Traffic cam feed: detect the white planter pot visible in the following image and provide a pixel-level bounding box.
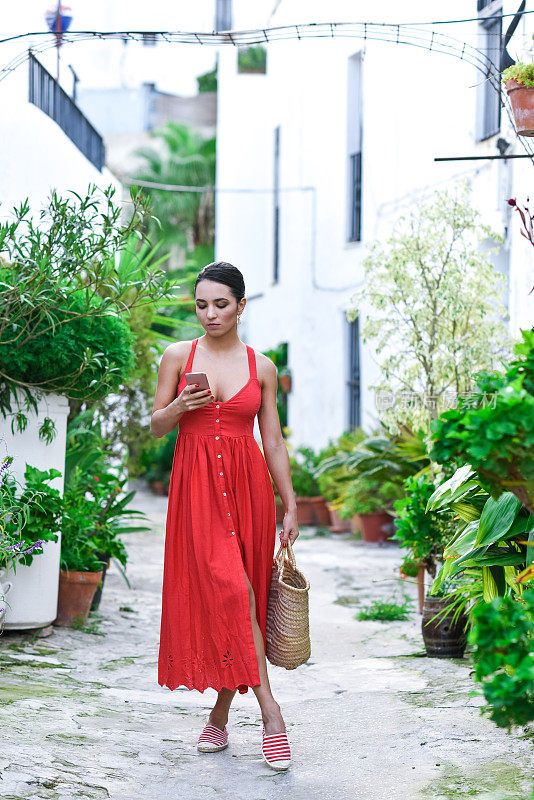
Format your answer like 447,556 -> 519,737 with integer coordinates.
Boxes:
0,568 -> 13,631
0,391 -> 69,629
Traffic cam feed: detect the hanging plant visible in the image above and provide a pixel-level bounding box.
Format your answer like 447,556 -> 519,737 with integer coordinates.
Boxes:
502,60 -> 534,137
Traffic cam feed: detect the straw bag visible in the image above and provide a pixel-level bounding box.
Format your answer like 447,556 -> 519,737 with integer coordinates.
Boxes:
266,539 -> 311,669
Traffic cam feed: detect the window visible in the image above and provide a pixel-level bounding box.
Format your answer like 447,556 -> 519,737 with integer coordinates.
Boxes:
273,126 -> 280,283
142,33 -> 157,47
477,8 -> 502,140
346,53 -> 363,242
477,0 -> 494,10
215,0 -> 232,32
349,152 -> 362,242
346,317 -> 361,429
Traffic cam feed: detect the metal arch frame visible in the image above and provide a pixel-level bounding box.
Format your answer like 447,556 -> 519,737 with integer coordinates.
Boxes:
1,20 -> 531,161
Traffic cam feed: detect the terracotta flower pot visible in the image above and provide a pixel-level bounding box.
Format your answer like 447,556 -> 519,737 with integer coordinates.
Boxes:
55,568 -> 103,627
275,499 -> 285,524
295,496 -> 315,526
421,595 -> 468,658
151,480 -> 168,496
505,78 -> 534,136
359,511 -> 395,543
326,503 -> 352,533
278,374 -> 292,393
309,495 -> 331,526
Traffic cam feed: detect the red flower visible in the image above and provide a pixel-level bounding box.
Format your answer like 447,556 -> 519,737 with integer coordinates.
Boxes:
508,198 -> 516,207
93,476 -> 100,482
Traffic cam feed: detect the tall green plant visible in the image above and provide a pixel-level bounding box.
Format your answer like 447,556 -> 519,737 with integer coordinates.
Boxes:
132,122 -> 216,252
347,178 -> 513,430
0,185 -> 172,438
430,329 -> 534,514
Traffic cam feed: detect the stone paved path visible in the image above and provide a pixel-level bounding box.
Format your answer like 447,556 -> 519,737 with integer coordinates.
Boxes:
0,489 -> 533,800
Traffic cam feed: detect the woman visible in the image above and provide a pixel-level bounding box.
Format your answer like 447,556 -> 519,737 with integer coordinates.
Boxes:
151,261 -> 299,771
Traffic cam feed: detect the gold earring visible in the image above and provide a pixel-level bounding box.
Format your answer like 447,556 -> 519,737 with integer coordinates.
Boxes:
237,315 -> 242,324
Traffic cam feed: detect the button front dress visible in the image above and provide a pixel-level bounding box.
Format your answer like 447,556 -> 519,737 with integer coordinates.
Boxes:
158,338 -> 277,694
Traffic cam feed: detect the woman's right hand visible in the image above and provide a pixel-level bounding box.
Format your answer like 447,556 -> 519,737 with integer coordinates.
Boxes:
175,384 -> 214,414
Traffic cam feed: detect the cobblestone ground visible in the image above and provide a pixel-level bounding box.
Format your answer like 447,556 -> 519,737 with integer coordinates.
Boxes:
0,489 -> 533,800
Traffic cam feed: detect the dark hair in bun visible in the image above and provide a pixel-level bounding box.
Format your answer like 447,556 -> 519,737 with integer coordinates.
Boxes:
194,261 -> 245,303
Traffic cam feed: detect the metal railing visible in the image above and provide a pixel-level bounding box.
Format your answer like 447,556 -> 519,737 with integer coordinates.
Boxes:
28,53 -> 104,171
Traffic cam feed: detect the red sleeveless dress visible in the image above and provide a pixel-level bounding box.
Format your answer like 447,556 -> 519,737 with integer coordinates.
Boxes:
158,338 -> 277,694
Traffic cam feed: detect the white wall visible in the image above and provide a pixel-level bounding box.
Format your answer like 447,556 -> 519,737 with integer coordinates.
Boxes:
216,0 -> 534,450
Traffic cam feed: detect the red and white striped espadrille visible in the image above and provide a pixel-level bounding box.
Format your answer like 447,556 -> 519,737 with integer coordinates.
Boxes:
197,723 -> 229,752
261,725 -> 291,770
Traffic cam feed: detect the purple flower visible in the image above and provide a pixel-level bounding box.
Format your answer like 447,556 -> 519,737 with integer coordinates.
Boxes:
0,456 -> 13,477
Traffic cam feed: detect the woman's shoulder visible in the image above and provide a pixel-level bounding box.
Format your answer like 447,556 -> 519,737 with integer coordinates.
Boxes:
160,339 -> 195,368
252,350 -> 277,380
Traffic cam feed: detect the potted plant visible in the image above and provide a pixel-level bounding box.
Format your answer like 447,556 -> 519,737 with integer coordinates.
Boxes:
314,428 -> 367,532
0,185 -> 171,629
1,462 -> 63,629
287,446 -> 322,526
392,473 -> 453,612
338,475 -> 403,543
0,457 -> 54,631
502,60 -> 534,137
422,578 -> 469,658
56,526 -> 104,627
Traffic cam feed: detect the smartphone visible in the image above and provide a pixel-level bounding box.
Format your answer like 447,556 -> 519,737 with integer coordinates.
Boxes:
185,372 -> 211,392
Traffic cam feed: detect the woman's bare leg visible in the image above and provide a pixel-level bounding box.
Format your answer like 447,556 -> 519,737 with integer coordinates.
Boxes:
207,687 -> 236,731
244,572 -> 286,735
207,572 -> 285,735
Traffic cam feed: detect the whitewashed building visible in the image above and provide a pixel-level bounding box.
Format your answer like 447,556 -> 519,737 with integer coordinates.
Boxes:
215,0 -> 534,448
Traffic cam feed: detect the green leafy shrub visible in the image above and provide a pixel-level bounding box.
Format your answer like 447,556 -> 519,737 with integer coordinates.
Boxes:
430,329 -> 534,514
356,599 -> 411,621
0,184 -> 171,437
338,474 -> 403,517
237,45 -> 267,74
501,61 -> 534,88
197,65 -> 217,92
392,474 -> 453,578
1,292 -> 134,401
289,446 -> 320,498
313,428 -> 367,504
469,590 -> 534,730
1,463 -> 62,572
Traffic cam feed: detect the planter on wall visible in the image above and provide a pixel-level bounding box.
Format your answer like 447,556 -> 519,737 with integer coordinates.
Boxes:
359,511 -> 395,543
505,79 -> 534,136
1,391 -> 69,630
55,568 -> 103,627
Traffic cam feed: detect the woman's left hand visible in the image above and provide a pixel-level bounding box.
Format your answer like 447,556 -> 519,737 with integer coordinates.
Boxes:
280,508 -> 299,546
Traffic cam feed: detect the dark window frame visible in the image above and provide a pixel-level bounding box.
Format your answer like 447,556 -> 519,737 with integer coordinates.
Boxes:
477,8 -> 502,141
348,151 -> 362,242
347,316 -> 361,429
215,0 -> 232,32
273,126 -> 280,283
